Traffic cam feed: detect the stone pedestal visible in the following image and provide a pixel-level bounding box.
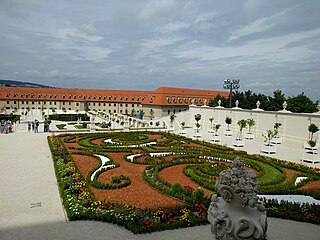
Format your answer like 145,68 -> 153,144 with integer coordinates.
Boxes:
208,157 -> 267,240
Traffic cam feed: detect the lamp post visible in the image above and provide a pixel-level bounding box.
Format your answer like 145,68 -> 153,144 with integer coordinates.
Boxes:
223,79 -> 240,108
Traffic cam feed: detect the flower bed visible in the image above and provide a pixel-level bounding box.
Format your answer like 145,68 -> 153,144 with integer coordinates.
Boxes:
48,132 -> 320,233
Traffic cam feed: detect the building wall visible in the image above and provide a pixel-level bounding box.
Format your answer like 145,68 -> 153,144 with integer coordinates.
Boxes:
174,106 -> 320,143
142,105 -> 189,119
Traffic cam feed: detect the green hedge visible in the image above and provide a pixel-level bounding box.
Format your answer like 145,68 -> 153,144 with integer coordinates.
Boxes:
49,114 -> 89,121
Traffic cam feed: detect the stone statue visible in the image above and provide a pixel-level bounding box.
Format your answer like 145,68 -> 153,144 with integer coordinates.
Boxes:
282,101 -> 287,110
218,99 -> 221,107
207,157 -> 267,240
204,99 -> 207,106
256,101 -> 260,109
235,100 -> 239,108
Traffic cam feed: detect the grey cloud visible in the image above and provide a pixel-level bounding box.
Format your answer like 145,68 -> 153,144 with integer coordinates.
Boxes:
0,0 -> 319,100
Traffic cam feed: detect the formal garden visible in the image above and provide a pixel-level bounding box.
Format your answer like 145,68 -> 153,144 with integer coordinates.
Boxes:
48,131 -> 320,234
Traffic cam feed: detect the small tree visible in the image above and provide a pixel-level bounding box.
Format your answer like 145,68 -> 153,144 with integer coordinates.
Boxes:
263,129 -> 276,146
236,119 -> 247,140
225,116 -> 232,131
181,122 -> 185,129
308,123 -> 319,141
170,114 -> 176,127
247,118 -> 255,134
209,117 -> 214,129
195,114 -> 201,132
274,122 -> 282,138
307,140 -> 317,151
214,124 -> 221,136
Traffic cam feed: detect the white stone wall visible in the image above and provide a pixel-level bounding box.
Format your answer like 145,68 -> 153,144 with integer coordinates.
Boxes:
174,105 -> 320,143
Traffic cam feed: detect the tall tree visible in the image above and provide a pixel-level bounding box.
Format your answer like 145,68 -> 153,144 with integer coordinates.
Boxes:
286,93 -> 318,113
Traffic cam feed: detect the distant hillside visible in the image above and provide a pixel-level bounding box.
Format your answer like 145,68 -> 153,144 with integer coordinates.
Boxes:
0,79 -> 52,88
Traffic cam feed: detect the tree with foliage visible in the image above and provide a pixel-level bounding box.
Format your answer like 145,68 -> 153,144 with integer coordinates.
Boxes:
225,116 -> 232,131
263,129 -> 276,146
209,117 -> 214,130
181,122 -> 185,130
246,118 -> 255,134
208,94 -> 228,107
287,93 -> 318,113
194,114 -> 201,132
274,122 -> 282,137
236,119 -> 247,140
170,114 -> 176,127
214,124 -> 221,136
308,123 -> 319,141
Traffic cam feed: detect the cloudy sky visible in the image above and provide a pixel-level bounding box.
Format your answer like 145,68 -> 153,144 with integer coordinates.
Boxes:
1,0 -> 320,100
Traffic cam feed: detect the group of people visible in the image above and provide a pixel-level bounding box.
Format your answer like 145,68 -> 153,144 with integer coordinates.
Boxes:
28,118 -> 51,133
0,119 -> 13,134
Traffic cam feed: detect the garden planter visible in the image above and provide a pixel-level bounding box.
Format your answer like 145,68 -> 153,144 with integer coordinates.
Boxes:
208,129 -> 214,133
271,136 -> 282,144
261,144 -> 276,154
302,151 -> 320,164
193,132 -> 202,138
211,135 -> 221,143
245,132 -> 254,139
179,129 -> 187,135
233,139 -> 244,147
224,129 -> 233,136
304,141 -> 319,151
167,127 -> 174,133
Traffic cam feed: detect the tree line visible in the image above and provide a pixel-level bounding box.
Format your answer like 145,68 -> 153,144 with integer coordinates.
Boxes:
208,90 -> 319,113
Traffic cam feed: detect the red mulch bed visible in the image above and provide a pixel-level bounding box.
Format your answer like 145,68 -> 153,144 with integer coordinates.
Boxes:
159,164 -> 213,197
145,134 -> 167,142
91,138 -> 104,145
72,154 -> 99,179
299,180 -> 320,192
283,169 -> 301,182
75,152 -> 185,209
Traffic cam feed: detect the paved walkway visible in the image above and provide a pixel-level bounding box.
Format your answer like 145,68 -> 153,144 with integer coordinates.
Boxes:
0,125 -> 319,240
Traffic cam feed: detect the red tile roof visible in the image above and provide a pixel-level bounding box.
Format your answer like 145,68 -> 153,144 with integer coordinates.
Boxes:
141,86 -> 229,106
0,86 -> 229,106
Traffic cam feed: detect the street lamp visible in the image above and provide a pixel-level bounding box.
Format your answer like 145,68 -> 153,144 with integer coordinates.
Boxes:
223,79 -> 240,108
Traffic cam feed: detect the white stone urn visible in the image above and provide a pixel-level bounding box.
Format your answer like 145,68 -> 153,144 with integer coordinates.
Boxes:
208,157 -> 267,240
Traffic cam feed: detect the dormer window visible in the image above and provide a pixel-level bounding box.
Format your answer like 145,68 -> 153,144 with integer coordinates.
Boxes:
132,96 -> 135,101
114,96 -> 117,100
199,98 -> 202,103
125,96 -> 128,101
13,93 -> 17,97
184,98 -> 187,103
120,96 -> 123,100
166,96 -> 171,103
178,97 -> 182,103
137,97 -> 140,101
49,95 -> 52,98
25,94 -> 29,98
83,96 -> 86,100
93,96 -> 96,100
63,95 -> 66,99
88,96 -> 91,100
20,94 -> 24,98
6,93 -> 10,97
69,95 -> 72,99
109,96 -> 112,100
30,94 -> 34,98
74,95 -> 77,99
98,96 -> 101,100
54,95 -> 56,99
142,97 -> 145,101
172,97 -> 177,103
150,96 -> 155,102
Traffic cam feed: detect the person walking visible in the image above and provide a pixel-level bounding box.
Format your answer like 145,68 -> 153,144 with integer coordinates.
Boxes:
0,120 -> 4,134
4,120 -> 9,134
34,119 -> 39,133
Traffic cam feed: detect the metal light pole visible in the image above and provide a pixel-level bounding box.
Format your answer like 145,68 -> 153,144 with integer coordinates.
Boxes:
223,79 -> 240,108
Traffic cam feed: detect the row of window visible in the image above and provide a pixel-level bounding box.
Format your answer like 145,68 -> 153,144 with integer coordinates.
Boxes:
166,96 -> 207,104
5,100 -> 136,107
4,93 -> 144,101
18,107 -> 135,114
